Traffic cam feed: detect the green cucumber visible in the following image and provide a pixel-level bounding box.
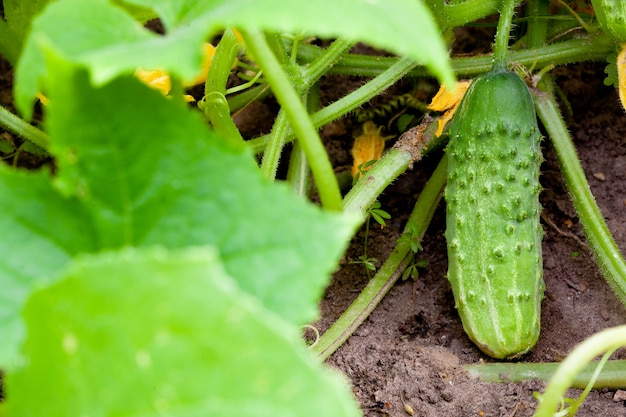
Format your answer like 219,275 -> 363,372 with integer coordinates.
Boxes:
591,0 -> 626,42
445,69 -> 544,359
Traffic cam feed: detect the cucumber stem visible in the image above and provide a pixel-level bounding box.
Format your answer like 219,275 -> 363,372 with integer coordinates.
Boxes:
260,110 -> 291,179
525,0 -> 549,49
464,359 -> 626,389
247,56 -> 418,155
202,28 -> 245,146
343,119 -> 441,214
238,29 -> 343,211
286,86 -> 320,197
343,148 -> 412,215
493,0 -> 521,70
295,33 -> 614,78
532,326 -> 626,417
313,155 -> 447,361
261,38 -> 355,181
0,104 -> 50,151
533,76 -> 626,307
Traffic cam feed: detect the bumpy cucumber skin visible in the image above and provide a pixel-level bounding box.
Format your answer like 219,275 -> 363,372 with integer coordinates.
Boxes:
591,0 -> 626,42
445,70 -> 544,359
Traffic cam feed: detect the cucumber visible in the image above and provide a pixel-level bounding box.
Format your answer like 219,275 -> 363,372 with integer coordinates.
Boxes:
445,69 -> 544,359
591,0 -> 626,42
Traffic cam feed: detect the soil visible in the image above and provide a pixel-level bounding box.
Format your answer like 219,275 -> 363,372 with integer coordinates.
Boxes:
2,22 -> 626,417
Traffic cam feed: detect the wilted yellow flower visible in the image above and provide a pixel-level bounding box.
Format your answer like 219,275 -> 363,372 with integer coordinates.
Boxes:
36,92 -> 49,106
186,42 -> 216,86
36,43 -> 217,106
135,68 -> 172,96
351,121 -> 390,179
618,44 -> 626,112
135,43 -> 217,102
427,80 -> 471,137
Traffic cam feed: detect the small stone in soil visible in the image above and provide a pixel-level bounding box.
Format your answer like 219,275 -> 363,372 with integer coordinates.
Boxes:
613,389 -> 626,402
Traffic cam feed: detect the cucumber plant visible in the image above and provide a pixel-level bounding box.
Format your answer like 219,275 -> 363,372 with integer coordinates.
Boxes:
1,0 -> 626,415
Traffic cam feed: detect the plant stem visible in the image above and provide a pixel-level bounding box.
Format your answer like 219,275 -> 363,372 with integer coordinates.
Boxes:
264,32 -> 294,73
227,84 -> 271,113
343,149 -> 413,214
261,38 -> 354,180
566,350 -> 614,416
343,119 -> 440,214
533,76 -> 626,307
313,155 -> 447,361
0,105 -> 49,150
301,38 -> 355,86
248,56 -> 418,155
202,93 -> 245,146
295,33 -> 614,78
464,359 -> 626,389
493,0 -> 520,70
202,28 -> 245,145
228,37 -> 352,118
525,0 -> 550,49
286,85 -> 319,197
239,29 -> 343,211
287,140 -> 309,197
425,0 -> 500,30
260,109 -> 290,179
533,326 -> 626,417
205,28 -> 240,97
250,33 -> 613,156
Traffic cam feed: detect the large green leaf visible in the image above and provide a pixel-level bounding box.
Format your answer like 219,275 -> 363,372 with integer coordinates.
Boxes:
0,0 -> 50,62
0,167 -> 95,365
3,247 -> 361,417
0,55 -> 357,367
15,0 -> 453,118
46,56 -> 357,323
0,0 -> 155,64
127,0 -> 451,77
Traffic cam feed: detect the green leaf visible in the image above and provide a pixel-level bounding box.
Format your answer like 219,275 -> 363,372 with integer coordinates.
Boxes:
20,141 -> 48,156
15,0 -> 453,118
0,166 -> 95,366
14,0 -> 179,119
0,0 -> 155,65
0,139 -> 15,153
45,55 -> 357,324
603,52 -> 618,87
3,247 -> 361,417
0,0 -> 51,62
2,0 -> 50,40
128,0 -> 453,83
0,55 -> 357,367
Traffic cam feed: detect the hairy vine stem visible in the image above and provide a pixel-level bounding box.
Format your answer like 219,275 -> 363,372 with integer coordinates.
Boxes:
533,76 -> 626,307
313,155 -> 447,361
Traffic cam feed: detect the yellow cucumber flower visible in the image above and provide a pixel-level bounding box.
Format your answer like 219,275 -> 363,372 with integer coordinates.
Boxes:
427,80 -> 471,137
39,43 -> 217,106
135,42 -> 216,102
351,121 -> 391,179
